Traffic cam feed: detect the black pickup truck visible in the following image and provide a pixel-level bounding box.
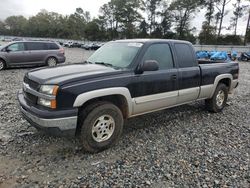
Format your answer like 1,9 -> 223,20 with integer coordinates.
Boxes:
18,39 -> 239,152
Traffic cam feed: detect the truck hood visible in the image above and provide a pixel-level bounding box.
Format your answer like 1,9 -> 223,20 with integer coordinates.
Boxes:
27,63 -> 121,85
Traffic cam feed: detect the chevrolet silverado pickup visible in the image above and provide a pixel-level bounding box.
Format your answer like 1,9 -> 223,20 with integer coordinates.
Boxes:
18,39 -> 239,152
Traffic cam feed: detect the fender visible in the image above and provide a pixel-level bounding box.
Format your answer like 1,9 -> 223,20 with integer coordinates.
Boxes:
73,87 -> 133,116
0,56 -> 7,66
209,74 -> 233,98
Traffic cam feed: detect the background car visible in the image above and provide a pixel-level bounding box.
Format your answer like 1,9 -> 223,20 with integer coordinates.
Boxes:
82,43 -> 101,50
63,41 -> 73,47
12,37 -> 24,41
238,52 -> 250,61
0,41 -> 66,70
71,42 -> 82,48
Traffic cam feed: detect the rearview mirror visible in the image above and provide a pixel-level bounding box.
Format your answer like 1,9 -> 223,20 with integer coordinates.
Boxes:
137,60 -> 159,73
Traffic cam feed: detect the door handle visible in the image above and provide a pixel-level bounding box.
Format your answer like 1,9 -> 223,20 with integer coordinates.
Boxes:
171,75 -> 177,80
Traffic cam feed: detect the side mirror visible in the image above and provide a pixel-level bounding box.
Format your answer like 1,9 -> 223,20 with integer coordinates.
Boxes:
137,60 -> 159,73
5,48 -> 11,52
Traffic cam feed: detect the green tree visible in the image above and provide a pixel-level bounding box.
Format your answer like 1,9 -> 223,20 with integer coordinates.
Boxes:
159,2 -> 173,38
138,20 -> 148,38
230,0 -> 248,36
151,26 -> 162,38
85,19 -> 102,41
169,0 -> 201,40
198,21 -> 217,44
215,0 -> 231,37
99,2 -> 119,39
112,0 -> 143,38
201,0 -> 216,27
144,0 -> 162,34
244,9 -> 250,45
217,35 -> 242,45
5,16 -> 27,36
0,21 -> 6,35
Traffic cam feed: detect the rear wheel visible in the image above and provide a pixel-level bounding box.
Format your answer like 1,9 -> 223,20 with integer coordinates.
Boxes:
47,57 -> 57,67
78,102 -> 124,153
0,59 -> 6,70
205,83 -> 228,113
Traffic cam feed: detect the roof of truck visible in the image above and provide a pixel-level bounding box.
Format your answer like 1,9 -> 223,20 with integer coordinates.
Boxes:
114,38 -> 192,44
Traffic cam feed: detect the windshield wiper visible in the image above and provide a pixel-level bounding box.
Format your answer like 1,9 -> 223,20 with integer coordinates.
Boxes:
94,61 -> 118,68
83,60 -> 93,64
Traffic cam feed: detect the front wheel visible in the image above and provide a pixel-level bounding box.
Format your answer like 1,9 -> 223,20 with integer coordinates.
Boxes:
78,102 -> 124,153
205,83 -> 228,113
0,59 -> 6,71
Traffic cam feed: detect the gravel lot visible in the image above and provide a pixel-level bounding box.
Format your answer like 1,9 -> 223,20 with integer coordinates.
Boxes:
0,47 -> 249,188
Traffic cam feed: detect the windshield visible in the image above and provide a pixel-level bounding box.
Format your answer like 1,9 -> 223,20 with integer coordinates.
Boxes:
87,42 -> 143,68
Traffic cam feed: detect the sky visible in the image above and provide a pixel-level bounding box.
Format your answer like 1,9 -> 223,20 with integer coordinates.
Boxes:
0,0 -> 249,36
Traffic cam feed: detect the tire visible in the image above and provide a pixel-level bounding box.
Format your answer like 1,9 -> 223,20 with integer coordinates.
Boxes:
0,59 -> 6,71
205,83 -> 228,113
241,57 -> 248,62
78,102 -> 124,153
47,57 -> 57,67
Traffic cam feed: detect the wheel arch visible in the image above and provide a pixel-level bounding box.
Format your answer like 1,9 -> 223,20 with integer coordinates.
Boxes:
73,87 -> 133,118
0,57 -> 7,69
45,56 -> 58,63
210,74 -> 232,98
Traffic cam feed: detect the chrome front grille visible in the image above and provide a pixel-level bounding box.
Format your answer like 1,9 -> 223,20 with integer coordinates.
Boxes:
24,76 -> 39,90
23,77 -> 39,104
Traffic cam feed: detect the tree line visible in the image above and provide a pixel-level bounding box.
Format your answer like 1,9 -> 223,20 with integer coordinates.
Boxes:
0,0 -> 249,45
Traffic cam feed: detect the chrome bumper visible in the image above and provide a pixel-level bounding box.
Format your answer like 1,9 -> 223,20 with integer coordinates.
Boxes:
20,106 -> 77,134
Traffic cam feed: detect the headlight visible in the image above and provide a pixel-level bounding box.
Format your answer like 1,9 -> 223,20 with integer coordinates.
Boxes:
37,98 -> 52,107
38,85 -> 58,109
39,85 -> 58,95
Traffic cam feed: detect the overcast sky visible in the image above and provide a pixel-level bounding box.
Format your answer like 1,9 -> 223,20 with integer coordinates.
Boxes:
0,0 -> 249,35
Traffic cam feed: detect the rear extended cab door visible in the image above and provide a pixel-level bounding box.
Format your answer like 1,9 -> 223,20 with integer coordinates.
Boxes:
172,43 -> 201,104
3,42 -> 28,66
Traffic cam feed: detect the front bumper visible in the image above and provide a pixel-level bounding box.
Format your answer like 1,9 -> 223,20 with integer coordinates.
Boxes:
18,91 -> 78,136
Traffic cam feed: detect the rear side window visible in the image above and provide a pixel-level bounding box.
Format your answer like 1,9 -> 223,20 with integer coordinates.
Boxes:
48,43 -> 60,50
26,42 -> 47,50
175,43 -> 195,68
142,43 -> 174,69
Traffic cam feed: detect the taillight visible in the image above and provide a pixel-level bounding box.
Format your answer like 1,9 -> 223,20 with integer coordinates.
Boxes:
59,48 -> 65,54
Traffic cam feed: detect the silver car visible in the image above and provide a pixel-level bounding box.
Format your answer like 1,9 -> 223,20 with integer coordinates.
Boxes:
0,41 -> 66,70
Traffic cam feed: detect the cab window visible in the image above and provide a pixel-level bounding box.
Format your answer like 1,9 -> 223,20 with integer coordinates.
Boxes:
175,43 -> 196,68
142,43 -> 174,69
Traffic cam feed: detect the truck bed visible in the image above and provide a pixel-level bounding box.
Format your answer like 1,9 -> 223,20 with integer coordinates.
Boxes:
198,59 -> 230,64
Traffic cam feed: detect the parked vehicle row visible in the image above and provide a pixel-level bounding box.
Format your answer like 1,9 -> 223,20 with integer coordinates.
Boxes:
0,41 -> 66,70
81,43 -> 104,50
62,41 -> 104,50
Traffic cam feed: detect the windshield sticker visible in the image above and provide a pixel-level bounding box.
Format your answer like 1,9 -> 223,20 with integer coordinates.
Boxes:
127,43 -> 143,47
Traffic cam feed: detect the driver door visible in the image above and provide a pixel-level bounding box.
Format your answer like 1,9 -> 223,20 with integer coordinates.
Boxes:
5,42 -> 27,66
131,43 -> 179,115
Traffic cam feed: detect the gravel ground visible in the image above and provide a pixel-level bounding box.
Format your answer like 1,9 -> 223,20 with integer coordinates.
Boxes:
0,48 -> 249,188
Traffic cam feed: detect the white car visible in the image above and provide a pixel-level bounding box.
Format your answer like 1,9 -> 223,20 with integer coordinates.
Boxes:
63,41 -> 73,47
